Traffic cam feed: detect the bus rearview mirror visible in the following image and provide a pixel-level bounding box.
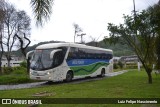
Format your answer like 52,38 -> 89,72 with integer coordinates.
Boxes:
50,49 -> 62,59
26,50 -> 34,60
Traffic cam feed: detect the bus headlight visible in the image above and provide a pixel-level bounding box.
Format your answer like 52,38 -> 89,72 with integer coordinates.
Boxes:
49,77 -> 51,80
47,72 -> 50,75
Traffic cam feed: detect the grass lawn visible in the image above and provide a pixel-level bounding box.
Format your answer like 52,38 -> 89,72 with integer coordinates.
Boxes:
0,67 -> 39,85
0,69 -> 160,107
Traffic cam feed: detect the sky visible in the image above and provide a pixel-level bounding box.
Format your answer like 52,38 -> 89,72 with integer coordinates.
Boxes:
8,0 -> 159,46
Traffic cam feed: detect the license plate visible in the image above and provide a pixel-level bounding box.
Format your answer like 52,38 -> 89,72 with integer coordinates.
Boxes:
36,77 -> 40,79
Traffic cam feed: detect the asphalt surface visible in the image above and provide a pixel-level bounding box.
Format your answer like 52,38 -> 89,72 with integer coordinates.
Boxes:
0,70 -> 128,91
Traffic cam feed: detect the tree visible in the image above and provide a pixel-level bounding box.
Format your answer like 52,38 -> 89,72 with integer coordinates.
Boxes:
15,33 -> 31,57
30,0 -> 54,27
155,35 -> 160,71
0,0 -> 5,73
105,10 -> 158,84
2,3 -> 31,67
118,61 -> 124,69
148,3 -> 160,70
15,33 -> 31,73
89,36 -> 102,47
14,10 -> 31,57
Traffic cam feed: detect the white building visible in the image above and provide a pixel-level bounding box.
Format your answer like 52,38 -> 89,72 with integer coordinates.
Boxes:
1,56 -> 24,67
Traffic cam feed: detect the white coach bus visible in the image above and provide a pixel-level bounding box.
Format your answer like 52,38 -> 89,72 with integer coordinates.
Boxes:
26,43 -> 113,82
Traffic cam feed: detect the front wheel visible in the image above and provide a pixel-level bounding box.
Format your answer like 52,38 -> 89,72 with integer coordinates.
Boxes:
65,71 -> 73,82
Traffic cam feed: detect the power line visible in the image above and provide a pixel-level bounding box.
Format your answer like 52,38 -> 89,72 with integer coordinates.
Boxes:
134,0 -> 159,12
144,0 -> 159,10
145,0 -> 153,6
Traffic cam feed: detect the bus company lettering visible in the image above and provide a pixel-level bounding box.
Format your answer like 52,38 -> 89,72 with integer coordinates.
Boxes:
72,60 -> 84,65
28,100 -> 42,104
11,99 -> 42,104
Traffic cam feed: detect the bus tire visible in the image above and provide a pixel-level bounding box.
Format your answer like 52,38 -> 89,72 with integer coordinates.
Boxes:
100,68 -> 105,77
47,81 -> 53,84
65,71 -> 73,82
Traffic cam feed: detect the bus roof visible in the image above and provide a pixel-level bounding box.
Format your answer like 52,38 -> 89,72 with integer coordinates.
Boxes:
36,43 -> 113,53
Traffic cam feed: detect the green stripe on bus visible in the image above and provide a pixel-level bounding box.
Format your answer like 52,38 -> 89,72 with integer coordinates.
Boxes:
70,62 -> 109,75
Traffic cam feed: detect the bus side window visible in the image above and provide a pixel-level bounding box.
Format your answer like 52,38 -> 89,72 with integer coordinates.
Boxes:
78,48 -> 86,59
67,48 -> 73,60
67,47 -> 77,60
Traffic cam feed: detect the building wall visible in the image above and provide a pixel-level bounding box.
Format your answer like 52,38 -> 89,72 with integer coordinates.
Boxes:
1,56 -> 24,67
1,60 -> 24,67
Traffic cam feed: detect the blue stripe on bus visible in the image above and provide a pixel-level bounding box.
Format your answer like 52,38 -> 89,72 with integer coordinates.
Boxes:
66,59 -> 109,67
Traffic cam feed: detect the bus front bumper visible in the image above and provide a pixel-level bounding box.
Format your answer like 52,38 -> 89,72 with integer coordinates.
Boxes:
30,71 -> 64,82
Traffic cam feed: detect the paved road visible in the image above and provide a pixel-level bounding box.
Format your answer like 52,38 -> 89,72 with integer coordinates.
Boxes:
105,70 -> 128,77
0,70 -> 128,91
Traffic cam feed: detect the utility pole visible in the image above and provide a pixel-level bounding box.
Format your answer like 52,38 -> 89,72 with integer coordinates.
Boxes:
73,23 -> 82,43
74,30 -> 76,43
133,0 -> 136,19
77,33 -> 86,43
133,0 -> 140,71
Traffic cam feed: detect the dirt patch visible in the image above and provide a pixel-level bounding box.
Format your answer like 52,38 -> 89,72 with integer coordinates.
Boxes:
32,91 -> 55,97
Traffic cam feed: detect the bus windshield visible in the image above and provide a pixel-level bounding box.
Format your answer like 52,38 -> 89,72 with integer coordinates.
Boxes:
30,49 -> 53,70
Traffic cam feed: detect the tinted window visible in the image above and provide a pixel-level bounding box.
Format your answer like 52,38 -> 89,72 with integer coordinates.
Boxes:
67,47 -> 112,60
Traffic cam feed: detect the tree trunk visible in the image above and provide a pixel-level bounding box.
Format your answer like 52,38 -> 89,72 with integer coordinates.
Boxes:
140,60 -> 153,84
7,59 -> 11,67
146,69 -> 152,84
27,57 -> 30,74
0,61 -> 2,74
